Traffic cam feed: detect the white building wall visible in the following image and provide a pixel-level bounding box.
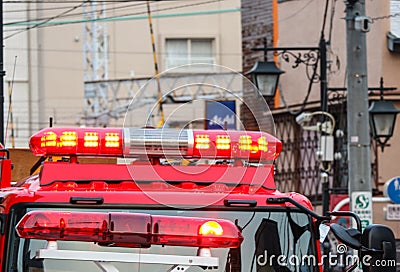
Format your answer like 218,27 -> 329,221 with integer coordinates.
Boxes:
3,0 -> 242,147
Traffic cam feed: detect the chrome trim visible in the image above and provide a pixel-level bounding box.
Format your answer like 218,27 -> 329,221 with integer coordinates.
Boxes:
124,128 -> 189,157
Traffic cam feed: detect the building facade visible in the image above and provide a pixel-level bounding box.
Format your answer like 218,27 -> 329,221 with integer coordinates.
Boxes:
3,0 -> 242,147
277,0 -> 400,190
4,1 -> 400,204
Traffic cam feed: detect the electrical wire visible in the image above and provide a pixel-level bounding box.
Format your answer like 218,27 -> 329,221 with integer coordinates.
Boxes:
4,0 -> 233,131
3,46 -> 242,58
326,0 -> 346,146
328,0 -> 337,43
278,0 -> 330,115
278,52 -> 320,115
6,9 -> 238,31
4,0 -> 89,40
317,0 -> 334,175
325,0 -> 341,76
371,12 -> 400,23
3,0 -> 231,41
335,68 -> 348,142
278,0 -> 315,23
5,0 -> 223,27
5,56 -> 17,147
4,1 -> 117,13
239,211 -> 256,231
4,1 -> 134,3
320,0 -> 335,146
321,0 -> 329,36
4,7 -> 239,38
146,0 -> 164,128
4,1 -> 147,26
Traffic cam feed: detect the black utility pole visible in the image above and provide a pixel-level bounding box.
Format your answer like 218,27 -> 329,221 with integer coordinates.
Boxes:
319,35 -> 328,113
318,35 -> 330,217
0,0 -> 4,144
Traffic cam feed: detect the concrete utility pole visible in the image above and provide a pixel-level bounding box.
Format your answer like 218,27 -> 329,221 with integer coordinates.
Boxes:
345,0 -> 373,230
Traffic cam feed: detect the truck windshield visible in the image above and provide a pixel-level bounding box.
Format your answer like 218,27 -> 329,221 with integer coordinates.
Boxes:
11,208 -> 316,272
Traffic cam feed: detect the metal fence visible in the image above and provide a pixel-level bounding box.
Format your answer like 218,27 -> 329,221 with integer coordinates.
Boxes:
272,101 -> 378,204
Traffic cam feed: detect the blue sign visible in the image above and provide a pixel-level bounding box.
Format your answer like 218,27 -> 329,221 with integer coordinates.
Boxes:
387,177 -> 400,204
205,101 -> 236,130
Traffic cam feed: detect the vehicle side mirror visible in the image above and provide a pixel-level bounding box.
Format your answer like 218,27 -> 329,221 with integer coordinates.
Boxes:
330,223 -> 397,272
361,224 -> 396,272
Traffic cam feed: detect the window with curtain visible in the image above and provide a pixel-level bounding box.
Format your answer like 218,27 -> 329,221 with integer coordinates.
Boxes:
165,38 -> 215,71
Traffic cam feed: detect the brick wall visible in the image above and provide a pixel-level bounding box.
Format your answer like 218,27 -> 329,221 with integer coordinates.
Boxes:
241,0 -> 273,73
241,0 -> 275,132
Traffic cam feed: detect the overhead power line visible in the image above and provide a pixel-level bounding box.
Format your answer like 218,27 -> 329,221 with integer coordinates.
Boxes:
4,0 -> 88,39
5,0 -> 223,26
4,8 -> 240,40
4,0 -> 118,13
371,12 -> 400,23
278,0 -> 314,23
4,1 -> 147,25
4,1 -> 134,3
4,46 -> 242,58
4,0 -> 234,40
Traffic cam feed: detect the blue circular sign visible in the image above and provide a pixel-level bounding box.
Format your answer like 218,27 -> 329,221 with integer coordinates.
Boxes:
387,177 -> 400,204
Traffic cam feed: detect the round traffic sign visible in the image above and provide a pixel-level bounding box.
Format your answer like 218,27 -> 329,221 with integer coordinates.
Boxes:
385,177 -> 400,204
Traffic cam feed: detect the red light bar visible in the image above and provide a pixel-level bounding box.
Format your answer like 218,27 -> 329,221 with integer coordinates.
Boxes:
152,215 -> 242,248
191,130 -> 281,161
30,128 -> 123,157
29,127 -> 281,161
16,211 -> 243,249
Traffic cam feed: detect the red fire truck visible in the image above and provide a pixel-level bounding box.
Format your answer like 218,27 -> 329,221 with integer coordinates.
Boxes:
0,127 -> 395,272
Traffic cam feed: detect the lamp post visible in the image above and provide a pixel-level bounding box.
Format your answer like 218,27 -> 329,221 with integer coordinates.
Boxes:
249,37 -> 330,216
246,61 -> 285,98
369,78 -> 400,152
249,37 -> 327,112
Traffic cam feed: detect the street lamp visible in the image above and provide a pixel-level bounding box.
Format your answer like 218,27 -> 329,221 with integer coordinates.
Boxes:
249,41 -> 328,215
246,61 -> 285,98
369,78 -> 400,151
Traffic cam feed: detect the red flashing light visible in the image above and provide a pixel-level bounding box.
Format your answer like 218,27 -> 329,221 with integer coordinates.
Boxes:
151,215 -> 241,248
16,211 -> 243,249
199,221 -> 223,236
30,127 -> 281,161
191,130 -> 281,161
194,134 -> 210,149
30,128 -> 123,157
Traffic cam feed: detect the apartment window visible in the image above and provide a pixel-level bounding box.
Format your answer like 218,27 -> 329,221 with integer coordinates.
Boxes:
388,1 -> 400,52
165,38 -> 215,71
391,1 -> 400,37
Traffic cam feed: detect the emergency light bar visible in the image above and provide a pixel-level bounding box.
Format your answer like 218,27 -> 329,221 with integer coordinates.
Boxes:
29,127 -> 282,161
15,211 -> 243,248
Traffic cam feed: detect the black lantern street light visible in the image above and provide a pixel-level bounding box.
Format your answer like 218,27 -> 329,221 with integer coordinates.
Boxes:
369,78 -> 400,151
246,61 -> 285,98
248,39 -> 330,217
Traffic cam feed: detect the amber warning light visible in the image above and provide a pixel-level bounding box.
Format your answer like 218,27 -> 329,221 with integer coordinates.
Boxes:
15,211 -> 243,248
29,127 -> 282,161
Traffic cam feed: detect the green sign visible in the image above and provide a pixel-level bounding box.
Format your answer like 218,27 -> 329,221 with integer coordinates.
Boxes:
355,194 -> 370,209
351,192 -> 373,231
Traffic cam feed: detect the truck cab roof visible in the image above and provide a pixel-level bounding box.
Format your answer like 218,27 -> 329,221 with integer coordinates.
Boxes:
0,126 -> 312,212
